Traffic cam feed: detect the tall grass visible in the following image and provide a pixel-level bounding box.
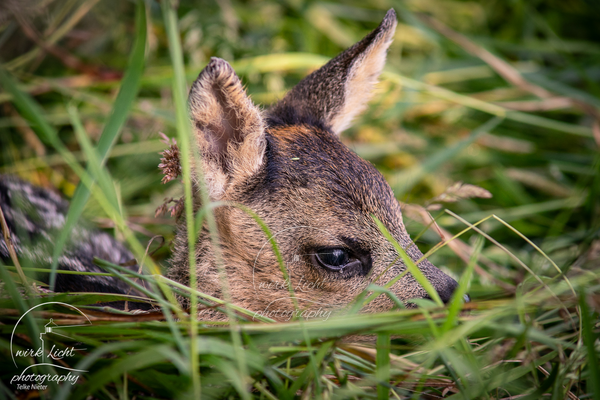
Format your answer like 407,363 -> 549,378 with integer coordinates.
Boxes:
1,0 -> 599,399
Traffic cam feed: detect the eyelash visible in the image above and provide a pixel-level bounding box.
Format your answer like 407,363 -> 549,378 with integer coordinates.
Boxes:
311,247 -> 370,276
314,248 -> 351,270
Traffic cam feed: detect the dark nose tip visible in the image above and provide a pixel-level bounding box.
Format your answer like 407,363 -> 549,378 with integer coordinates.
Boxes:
435,278 -> 470,304
437,277 -> 458,304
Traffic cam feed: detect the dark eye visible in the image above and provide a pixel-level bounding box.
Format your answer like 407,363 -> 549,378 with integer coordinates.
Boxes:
315,248 -> 350,270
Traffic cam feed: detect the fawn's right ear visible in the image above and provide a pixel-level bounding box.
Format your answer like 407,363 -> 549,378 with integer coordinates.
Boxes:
269,9 -> 397,135
188,58 -> 266,200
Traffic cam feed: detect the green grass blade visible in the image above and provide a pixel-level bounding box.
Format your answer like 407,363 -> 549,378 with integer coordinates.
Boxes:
0,69 -> 68,150
580,290 -> 600,400
441,235 -> 482,333
67,104 -> 120,212
288,340 -> 333,395
376,333 -> 391,399
372,215 -> 444,307
0,260 -> 43,367
365,284 -> 406,310
73,345 -> 178,399
160,0 -> 217,396
49,0 -> 147,290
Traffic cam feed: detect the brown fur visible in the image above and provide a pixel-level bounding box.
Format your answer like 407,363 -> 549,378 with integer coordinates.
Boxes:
167,9 -> 460,321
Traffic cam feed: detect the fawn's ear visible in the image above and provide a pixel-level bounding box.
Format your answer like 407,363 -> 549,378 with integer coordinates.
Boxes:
188,58 -> 266,200
269,9 -> 397,135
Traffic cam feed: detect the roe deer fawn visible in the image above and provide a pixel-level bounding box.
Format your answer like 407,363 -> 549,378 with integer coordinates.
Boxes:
0,9 -> 464,321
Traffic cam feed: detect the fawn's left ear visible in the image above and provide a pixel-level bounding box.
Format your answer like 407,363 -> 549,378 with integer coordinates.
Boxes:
269,9 -> 397,135
188,58 -> 266,200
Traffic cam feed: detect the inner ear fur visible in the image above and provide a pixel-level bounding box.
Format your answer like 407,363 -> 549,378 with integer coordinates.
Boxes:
268,9 -> 397,135
188,58 -> 266,200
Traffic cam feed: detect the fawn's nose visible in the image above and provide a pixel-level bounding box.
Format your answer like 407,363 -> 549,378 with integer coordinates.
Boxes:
436,276 -> 458,304
435,278 -> 470,304
399,249 -> 470,305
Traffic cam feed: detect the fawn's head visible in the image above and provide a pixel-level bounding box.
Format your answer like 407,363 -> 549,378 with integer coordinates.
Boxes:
168,9 -> 460,320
